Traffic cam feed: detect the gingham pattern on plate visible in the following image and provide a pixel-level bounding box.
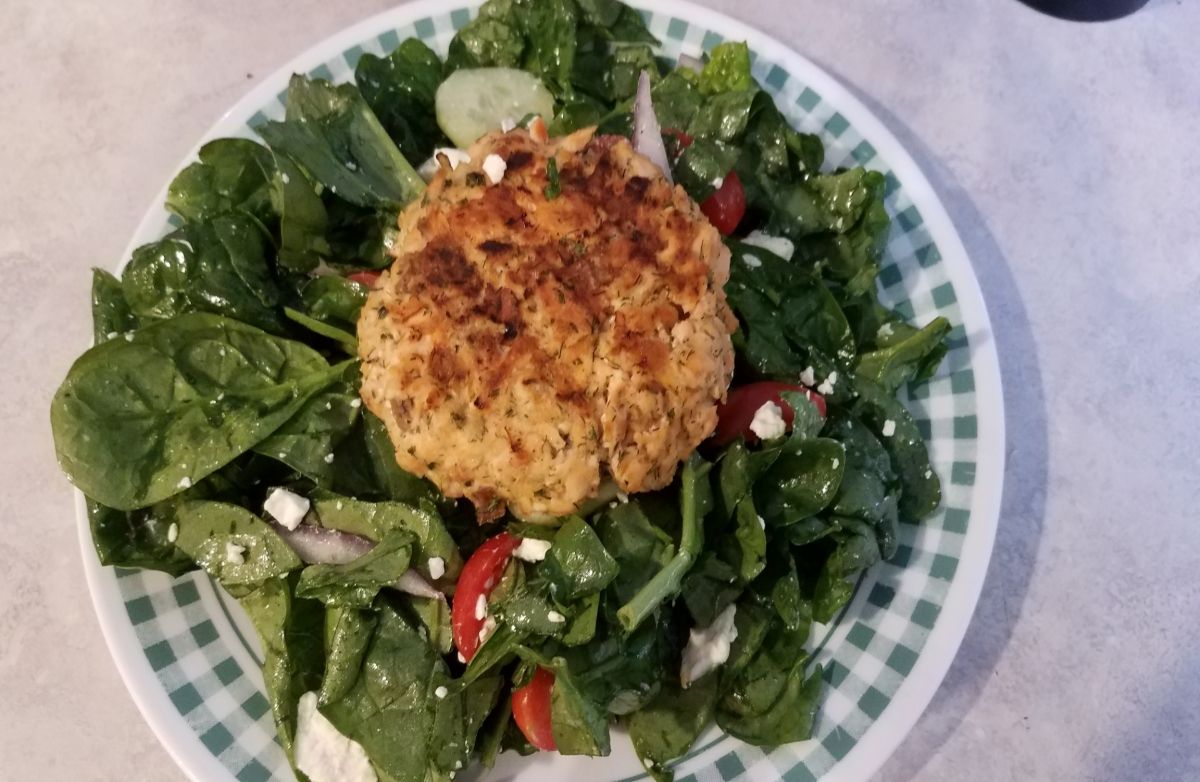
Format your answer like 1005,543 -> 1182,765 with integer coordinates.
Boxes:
89,5 -> 987,781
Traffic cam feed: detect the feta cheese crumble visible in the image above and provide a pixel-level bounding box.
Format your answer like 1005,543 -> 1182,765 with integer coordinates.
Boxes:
323,453 -> 335,464
742,253 -> 762,268
427,556 -> 446,580
748,401 -> 787,441
513,538 -> 552,563
482,153 -> 507,185
741,229 -> 795,260
434,686 -> 449,700
876,322 -> 895,339
500,117 -> 518,132
680,604 -> 738,688
478,616 -> 497,645
294,692 -> 377,782
799,366 -> 816,387
547,610 -> 566,624
225,541 -> 246,565
166,523 -> 179,543
881,419 -> 897,437
264,487 -> 310,531
817,370 -> 838,396
176,476 -> 192,490
475,594 -> 487,621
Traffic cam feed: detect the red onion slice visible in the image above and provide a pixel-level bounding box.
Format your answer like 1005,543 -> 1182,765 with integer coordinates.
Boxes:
677,53 -> 704,73
632,70 -> 673,185
270,520 -> 375,565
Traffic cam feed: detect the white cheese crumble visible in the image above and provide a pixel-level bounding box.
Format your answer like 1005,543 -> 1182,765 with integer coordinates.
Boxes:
711,176 -> 724,190
395,570 -> 440,599
748,401 -> 787,441
349,398 -> 362,409
482,154 -> 507,185
832,458 -> 840,469
434,686 -> 448,700
817,370 -> 838,396
680,604 -> 738,688
427,557 -> 446,580
799,366 -> 816,387
457,651 -> 467,663
478,616 -> 497,645
513,538 -> 552,562
547,610 -> 566,624
924,469 -> 933,479
280,172 -> 290,185
881,419 -> 897,437
323,453 -> 335,464
500,117 -> 518,132
877,322 -> 895,339
742,229 -> 795,260
167,523 -> 179,543
225,542 -> 246,565
757,515 -> 766,530
176,476 -> 192,490
264,487 -> 310,531
742,253 -> 762,268
294,692 -> 377,782
475,594 -> 488,621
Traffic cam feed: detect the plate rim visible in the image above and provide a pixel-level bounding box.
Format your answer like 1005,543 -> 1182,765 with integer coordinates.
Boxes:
75,1 -> 1006,780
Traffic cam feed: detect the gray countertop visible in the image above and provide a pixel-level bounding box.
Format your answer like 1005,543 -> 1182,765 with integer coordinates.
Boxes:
3,0 -> 1198,779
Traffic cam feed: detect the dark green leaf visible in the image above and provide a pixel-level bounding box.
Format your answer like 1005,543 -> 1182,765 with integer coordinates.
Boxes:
732,497 -> 767,581
547,656 -> 611,755
91,269 -> 136,343
356,38 -> 446,162
651,70 -> 702,131
673,137 -> 739,202
319,606 -> 375,706
51,312 -> 344,510
259,75 -> 425,208
855,316 -> 951,394
446,0 -> 525,71
698,42 -> 753,95
628,675 -> 718,771
687,89 -> 758,142
171,500 -> 301,587
542,516 -> 619,602
850,378 -> 941,520
166,138 -> 275,223
755,438 -> 846,525
87,497 -> 194,576
682,551 -> 741,627
296,528 -> 415,607
254,382 -> 361,485
271,155 -> 331,273
595,501 -> 675,605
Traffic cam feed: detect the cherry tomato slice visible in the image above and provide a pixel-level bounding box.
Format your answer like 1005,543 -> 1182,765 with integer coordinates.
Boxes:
699,170 -> 746,235
347,270 -> 382,287
710,381 -> 826,447
451,532 -> 519,661
512,667 -> 557,752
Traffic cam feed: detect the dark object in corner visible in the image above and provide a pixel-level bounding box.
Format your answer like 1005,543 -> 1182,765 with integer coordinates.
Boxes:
1019,0 -> 1150,21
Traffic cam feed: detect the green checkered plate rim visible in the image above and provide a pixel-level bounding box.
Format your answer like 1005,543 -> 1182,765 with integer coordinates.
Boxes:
75,1 -> 1006,781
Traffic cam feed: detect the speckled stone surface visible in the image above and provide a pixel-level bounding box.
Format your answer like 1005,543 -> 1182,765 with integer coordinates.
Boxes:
2,0 -> 1198,779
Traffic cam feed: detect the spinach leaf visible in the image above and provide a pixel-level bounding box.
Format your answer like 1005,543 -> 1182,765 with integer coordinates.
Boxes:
446,0 -> 525,71
121,214 -> 287,334
825,413 -> 900,557
651,70 -> 702,130
577,0 -> 659,43
595,502 -> 674,605
513,0 -> 579,98
258,75 -> 425,209
166,138 -> 275,224
87,497 -> 194,576
699,41 -> 753,95
617,454 -> 711,632
753,545 -> 808,630
355,38 -> 446,162
725,241 -> 856,377
362,409 -> 442,504
238,576 -> 325,755
855,316 -> 951,394
404,592 -> 454,654
319,606 -> 375,706
494,588 -> 567,636
732,496 -> 767,581
609,44 -> 660,101
282,306 -> 357,353
171,500 -> 301,587
717,440 -> 781,518
755,438 -> 846,525
91,269 -> 136,343
628,675 -> 719,774
271,154 -> 331,273
561,592 -> 601,646
681,550 -> 741,626
541,516 -> 619,602
51,313 -> 345,510
850,377 -> 941,520
786,171 -> 890,297
673,138 -> 740,202
687,89 -> 758,143
253,381 -> 361,485
311,495 -> 461,584
322,602 -> 451,782
813,517 -> 880,622
716,619 -> 820,745
296,528 -> 416,607
300,275 -> 368,331
547,656 -> 611,755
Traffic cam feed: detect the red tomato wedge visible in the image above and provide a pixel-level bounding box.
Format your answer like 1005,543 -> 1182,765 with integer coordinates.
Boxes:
699,170 -> 746,235
347,270 -> 382,287
512,667 -> 557,751
451,532 -> 519,661
710,381 -> 826,447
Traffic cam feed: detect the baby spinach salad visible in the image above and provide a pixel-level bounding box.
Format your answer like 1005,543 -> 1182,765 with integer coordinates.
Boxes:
51,1 -> 950,780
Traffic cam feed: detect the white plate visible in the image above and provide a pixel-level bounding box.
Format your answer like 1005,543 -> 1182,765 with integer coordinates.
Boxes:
77,1 -> 1005,780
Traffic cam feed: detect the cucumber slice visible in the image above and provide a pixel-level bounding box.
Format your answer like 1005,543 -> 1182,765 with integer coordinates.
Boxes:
435,68 -> 555,148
